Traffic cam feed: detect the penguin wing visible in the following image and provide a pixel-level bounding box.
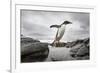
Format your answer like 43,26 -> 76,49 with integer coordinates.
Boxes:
50,25 -> 60,28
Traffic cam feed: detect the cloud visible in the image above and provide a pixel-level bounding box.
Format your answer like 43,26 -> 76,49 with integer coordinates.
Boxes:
21,10 -> 89,41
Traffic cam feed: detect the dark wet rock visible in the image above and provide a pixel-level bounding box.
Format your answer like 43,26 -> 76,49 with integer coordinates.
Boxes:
69,38 -> 89,60
21,36 -> 49,63
66,39 -> 85,48
76,44 -> 89,57
66,38 -> 89,48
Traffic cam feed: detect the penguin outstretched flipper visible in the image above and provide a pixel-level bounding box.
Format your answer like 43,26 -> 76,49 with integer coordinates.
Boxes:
50,25 -> 60,28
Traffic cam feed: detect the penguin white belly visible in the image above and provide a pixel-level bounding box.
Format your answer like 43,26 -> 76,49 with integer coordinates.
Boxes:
57,25 -> 66,40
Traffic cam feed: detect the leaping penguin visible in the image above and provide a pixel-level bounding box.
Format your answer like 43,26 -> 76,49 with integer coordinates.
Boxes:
50,20 -> 72,47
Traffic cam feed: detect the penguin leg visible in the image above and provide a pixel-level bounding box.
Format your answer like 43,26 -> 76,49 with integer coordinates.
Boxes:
53,41 -> 55,47
54,41 -> 59,47
52,40 -> 56,47
58,41 -> 60,47
58,40 -> 60,47
56,41 -> 59,47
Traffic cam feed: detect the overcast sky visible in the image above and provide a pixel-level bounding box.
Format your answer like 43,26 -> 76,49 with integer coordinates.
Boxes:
21,10 -> 89,42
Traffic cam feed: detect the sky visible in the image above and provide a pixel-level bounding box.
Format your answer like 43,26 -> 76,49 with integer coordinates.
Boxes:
21,9 -> 89,42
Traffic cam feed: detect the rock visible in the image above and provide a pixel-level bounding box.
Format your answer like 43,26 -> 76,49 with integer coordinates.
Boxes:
69,38 -> 89,60
21,36 -> 49,62
66,39 -> 84,48
70,48 -> 79,57
76,44 -> 89,57
70,44 -> 82,57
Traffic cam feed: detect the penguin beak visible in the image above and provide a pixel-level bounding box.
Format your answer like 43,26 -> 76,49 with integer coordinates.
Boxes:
67,22 -> 72,24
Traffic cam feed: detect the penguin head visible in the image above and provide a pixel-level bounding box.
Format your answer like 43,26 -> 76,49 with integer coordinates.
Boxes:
62,21 -> 72,25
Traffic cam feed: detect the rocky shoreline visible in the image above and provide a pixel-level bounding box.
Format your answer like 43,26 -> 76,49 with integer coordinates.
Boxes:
67,38 -> 89,60
21,35 -> 90,62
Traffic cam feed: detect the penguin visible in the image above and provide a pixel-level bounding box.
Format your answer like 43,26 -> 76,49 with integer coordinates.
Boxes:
50,21 -> 72,47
